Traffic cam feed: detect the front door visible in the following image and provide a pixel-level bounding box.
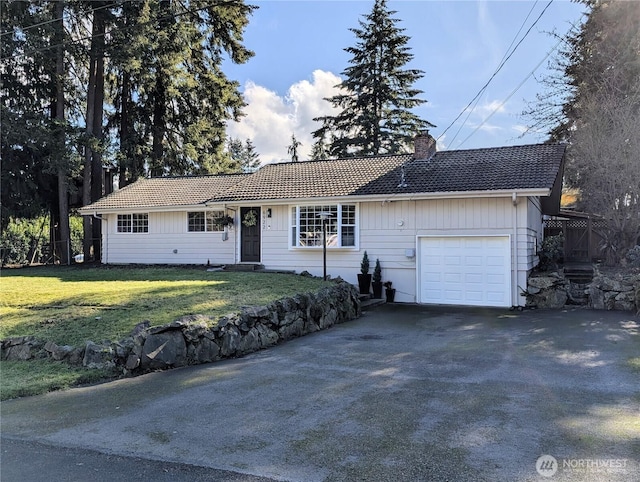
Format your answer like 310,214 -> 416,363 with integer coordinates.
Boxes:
240,207 -> 261,262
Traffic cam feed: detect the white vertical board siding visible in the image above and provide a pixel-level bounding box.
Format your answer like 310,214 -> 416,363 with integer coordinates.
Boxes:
259,198 -> 526,305
260,205 -> 361,274
525,197 -> 543,270
101,196 -> 535,306
102,212 -> 236,265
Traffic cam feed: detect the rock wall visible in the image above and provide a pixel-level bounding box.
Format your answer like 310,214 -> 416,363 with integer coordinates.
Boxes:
1,281 -> 361,373
526,269 -> 640,312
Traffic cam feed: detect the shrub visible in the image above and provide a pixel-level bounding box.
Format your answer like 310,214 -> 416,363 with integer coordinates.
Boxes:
625,245 -> 640,268
538,233 -> 564,271
373,258 -> 382,283
360,251 -> 370,275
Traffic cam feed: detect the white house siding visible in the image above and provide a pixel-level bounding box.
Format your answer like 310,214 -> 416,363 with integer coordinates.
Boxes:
259,197 -> 538,306
526,197 -> 543,270
101,212 -> 236,265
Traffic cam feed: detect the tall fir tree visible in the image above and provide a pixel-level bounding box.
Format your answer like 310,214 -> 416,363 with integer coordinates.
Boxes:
107,0 -> 256,182
313,0 -> 432,158
2,0 -> 256,263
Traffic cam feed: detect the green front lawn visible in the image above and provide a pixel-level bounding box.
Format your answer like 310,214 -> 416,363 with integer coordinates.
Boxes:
0,266 -> 329,399
0,266 -> 328,346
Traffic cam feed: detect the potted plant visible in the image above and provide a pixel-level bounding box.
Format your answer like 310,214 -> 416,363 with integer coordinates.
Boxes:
384,281 -> 396,303
215,214 -> 235,227
357,251 -> 371,294
372,258 -> 383,299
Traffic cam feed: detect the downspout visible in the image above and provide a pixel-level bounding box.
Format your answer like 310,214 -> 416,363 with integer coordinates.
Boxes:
511,193 -> 518,308
224,205 -> 238,263
93,212 -> 106,264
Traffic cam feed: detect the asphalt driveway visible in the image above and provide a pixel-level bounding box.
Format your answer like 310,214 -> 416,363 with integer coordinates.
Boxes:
2,305 -> 639,481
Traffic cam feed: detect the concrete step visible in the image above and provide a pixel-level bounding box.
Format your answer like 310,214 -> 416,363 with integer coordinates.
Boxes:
563,264 -> 594,284
222,264 -> 264,272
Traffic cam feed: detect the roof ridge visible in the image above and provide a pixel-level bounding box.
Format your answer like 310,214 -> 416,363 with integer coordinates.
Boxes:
261,153 -> 412,169
437,142 -> 566,155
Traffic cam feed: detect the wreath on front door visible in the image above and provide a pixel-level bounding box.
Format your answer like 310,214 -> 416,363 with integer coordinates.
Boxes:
242,209 -> 258,227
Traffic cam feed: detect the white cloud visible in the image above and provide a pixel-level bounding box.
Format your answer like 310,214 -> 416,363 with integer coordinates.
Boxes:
227,70 -> 343,165
476,100 -> 506,116
512,124 -> 529,135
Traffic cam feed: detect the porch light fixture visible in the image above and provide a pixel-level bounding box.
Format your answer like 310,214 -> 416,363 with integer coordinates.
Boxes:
318,212 -> 333,280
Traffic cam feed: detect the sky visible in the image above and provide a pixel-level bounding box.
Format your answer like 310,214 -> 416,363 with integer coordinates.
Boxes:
223,0 -> 587,165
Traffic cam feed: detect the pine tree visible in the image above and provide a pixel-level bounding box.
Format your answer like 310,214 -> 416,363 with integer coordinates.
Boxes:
313,0 -> 432,158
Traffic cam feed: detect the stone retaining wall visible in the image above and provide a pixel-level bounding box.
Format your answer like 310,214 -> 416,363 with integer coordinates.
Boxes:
526,268 -> 640,312
1,281 -> 361,373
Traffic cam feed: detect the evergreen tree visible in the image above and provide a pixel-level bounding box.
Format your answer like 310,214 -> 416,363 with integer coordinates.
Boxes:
108,0 -> 256,180
1,0 -> 81,263
310,133 -> 330,160
313,0 -> 432,158
227,136 -> 260,172
287,133 -> 302,162
241,138 -> 260,172
1,1 -> 59,226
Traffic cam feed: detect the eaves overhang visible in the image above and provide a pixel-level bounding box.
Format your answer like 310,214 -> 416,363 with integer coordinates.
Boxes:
204,188 -> 552,207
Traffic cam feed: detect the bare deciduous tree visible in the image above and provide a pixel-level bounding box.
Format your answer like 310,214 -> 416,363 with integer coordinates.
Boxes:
568,86 -> 640,264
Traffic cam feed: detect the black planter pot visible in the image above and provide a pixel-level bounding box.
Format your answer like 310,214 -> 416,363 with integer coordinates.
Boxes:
372,281 -> 383,299
385,288 -> 396,303
357,273 -> 372,294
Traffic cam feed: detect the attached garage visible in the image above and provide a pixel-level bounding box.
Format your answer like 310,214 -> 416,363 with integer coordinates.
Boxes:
418,236 -> 512,307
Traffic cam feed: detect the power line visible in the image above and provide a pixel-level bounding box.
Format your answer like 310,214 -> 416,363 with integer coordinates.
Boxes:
0,0 -> 241,62
437,0 -> 555,147
445,1 -> 540,147
0,2 -> 120,38
455,16 -> 583,149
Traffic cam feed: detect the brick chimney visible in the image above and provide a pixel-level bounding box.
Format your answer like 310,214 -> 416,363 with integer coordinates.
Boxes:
414,130 -> 436,159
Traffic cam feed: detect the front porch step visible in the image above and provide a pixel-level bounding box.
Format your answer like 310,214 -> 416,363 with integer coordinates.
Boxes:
359,293 -> 386,310
222,263 -> 264,272
563,263 -> 594,284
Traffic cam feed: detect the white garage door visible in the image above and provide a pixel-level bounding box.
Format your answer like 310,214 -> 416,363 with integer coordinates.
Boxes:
419,236 -> 511,307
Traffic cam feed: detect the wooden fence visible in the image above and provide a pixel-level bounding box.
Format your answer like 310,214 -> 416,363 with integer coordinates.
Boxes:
544,218 -> 607,263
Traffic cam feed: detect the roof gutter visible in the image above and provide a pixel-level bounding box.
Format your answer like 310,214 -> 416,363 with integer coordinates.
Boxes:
204,188 -> 552,207
79,188 -> 552,214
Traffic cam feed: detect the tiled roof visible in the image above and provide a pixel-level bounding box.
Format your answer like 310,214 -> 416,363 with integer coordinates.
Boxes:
213,154 -> 412,201
82,174 -> 248,210
82,143 -> 566,211
352,143 -> 566,196
213,143 -> 565,201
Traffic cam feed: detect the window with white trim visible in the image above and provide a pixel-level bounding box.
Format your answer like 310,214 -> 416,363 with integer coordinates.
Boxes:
117,214 -> 148,233
187,211 -> 225,232
290,204 -> 357,248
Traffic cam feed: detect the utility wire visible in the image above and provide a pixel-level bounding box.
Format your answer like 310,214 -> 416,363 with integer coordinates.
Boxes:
437,0 -> 555,146
455,15 -> 584,149
446,0 -> 540,147
0,2 -> 120,38
1,0 -> 238,62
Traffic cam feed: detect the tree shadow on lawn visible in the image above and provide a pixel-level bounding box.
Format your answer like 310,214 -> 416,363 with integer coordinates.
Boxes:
1,282 -> 235,346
